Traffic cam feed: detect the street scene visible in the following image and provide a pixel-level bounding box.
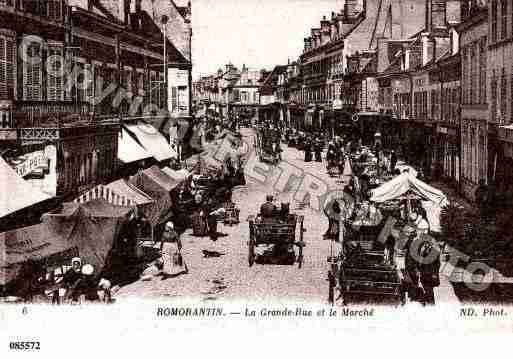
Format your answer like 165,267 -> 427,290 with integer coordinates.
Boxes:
1,0 -> 513,308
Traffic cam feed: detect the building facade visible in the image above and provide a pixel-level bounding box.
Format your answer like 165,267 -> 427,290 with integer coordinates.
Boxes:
0,0 -> 188,200
458,1 -> 488,199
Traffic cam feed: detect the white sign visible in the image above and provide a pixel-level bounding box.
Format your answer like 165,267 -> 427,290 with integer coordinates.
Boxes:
15,151 -> 48,178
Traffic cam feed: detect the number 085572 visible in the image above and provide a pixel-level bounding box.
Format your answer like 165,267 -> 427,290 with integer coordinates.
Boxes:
9,341 -> 40,350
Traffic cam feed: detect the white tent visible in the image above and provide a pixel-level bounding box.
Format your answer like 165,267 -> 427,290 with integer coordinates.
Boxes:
370,173 -> 448,206
370,173 -> 449,233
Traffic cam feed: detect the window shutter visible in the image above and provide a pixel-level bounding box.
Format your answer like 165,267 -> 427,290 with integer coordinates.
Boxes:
0,37 -> 6,99
47,45 -> 63,101
24,42 -> 42,100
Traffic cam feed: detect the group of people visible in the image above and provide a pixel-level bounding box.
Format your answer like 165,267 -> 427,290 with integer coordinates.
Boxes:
259,195 -> 292,223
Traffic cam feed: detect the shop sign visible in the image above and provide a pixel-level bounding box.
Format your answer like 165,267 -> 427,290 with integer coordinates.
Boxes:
15,153 -> 48,178
333,99 -> 342,110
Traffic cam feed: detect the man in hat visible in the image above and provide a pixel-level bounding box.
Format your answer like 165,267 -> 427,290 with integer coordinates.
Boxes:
260,195 -> 277,220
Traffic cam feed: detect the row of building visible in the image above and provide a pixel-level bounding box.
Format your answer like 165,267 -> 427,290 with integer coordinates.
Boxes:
194,0 -> 513,204
0,0 -> 193,227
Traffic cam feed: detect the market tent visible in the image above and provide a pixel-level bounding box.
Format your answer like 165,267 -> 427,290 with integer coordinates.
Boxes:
73,183 -> 150,207
125,123 -> 177,162
104,179 -> 154,207
161,167 -> 190,182
118,128 -> 152,164
370,173 -> 448,206
370,173 -> 449,233
0,223 -> 77,286
41,199 -> 133,277
129,166 -> 178,226
0,156 -> 51,219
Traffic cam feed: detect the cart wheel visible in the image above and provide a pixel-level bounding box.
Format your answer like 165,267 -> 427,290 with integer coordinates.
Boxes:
248,240 -> 255,267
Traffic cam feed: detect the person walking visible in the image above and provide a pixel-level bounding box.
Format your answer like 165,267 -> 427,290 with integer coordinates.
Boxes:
160,222 -> 187,277
390,150 -> 398,174
418,240 -> 441,305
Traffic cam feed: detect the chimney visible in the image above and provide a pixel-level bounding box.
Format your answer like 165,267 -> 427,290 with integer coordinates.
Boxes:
320,16 -> 331,45
345,0 -> 363,18
377,37 -> 390,73
421,33 -> 435,67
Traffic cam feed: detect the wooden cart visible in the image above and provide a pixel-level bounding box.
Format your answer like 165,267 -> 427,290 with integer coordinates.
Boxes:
247,214 -> 305,268
328,218 -> 403,305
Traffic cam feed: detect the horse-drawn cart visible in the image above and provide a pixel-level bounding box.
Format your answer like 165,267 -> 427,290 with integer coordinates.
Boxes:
255,128 -> 281,165
247,214 -> 305,268
328,205 -> 403,305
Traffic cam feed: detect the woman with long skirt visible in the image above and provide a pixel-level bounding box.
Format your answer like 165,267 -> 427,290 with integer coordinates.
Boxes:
160,222 -> 187,277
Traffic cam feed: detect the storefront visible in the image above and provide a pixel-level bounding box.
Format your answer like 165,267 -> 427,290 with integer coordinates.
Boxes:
434,124 -> 460,184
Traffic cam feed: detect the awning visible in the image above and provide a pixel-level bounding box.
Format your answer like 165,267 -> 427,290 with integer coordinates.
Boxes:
0,223 -> 77,286
118,128 -> 152,164
370,173 -> 449,206
125,123 -> 177,162
105,179 -> 155,206
74,182 -> 154,207
129,166 -> 179,225
0,156 -> 52,219
141,166 -> 181,192
161,167 -> 190,182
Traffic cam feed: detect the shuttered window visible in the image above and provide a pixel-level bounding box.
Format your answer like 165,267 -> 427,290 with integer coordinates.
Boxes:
0,33 -> 15,100
47,0 -> 62,21
47,44 -> 63,101
23,41 -> 42,101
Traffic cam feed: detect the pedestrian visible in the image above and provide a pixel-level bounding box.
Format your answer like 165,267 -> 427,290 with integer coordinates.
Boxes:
418,240 -> 441,305
474,179 -> 489,219
304,137 -> 313,162
160,222 -> 187,277
402,226 -> 423,303
390,150 -> 397,174
314,136 -> 323,162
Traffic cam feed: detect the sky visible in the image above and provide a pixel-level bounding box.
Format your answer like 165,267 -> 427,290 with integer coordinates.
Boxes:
191,0 -> 345,79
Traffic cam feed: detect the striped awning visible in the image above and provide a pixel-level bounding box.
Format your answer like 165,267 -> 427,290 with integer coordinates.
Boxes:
74,184 -> 138,207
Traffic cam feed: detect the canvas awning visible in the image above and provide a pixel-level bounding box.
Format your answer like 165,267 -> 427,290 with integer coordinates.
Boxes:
0,223 -> 78,285
370,173 -> 449,206
118,128 -> 152,164
161,167 -> 190,182
129,166 -> 179,226
125,123 -> 177,162
41,199 -> 133,279
0,156 -> 52,219
105,179 -> 154,207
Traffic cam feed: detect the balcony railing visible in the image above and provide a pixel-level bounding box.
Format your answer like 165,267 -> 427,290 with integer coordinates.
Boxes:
13,101 -> 92,128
